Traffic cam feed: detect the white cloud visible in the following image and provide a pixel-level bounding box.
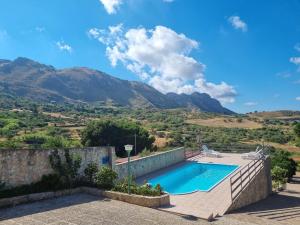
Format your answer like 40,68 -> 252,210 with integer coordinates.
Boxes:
244,102 -> 258,106
294,43 -> 300,52
296,97 -> 300,101
228,16 -> 248,32
35,27 -> 45,32
290,57 -> 300,65
0,30 -> 8,40
89,25 -> 237,104
99,0 -> 122,14
163,0 -> 174,2
276,71 -> 291,78
56,41 -> 72,53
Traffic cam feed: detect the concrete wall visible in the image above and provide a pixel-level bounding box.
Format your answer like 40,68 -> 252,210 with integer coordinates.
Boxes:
0,147 -> 115,188
227,157 -> 272,212
115,147 -> 185,180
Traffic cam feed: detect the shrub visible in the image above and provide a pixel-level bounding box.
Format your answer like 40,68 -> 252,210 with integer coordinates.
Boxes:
271,150 -> 297,180
139,148 -> 151,157
0,181 -> 5,191
23,133 -> 47,145
84,162 -> 98,183
0,174 -> 64,199
42,136 -> 68,149
271,166 -> 288,190
94,167 -> 117,189
294,122 -> 300,138
112,178 -> 163,196
49,149 -> 82,188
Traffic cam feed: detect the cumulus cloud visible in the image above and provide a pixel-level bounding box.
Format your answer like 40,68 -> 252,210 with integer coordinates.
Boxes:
88,24 -> 237,104
99,0 -> 122,14
296,97 -> 300,101
228,16 -> 248,32
56,41 -> 72,53
244,102 -> 258,106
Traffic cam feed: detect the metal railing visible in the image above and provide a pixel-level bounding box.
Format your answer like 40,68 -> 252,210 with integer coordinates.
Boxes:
230,156 -> 266,202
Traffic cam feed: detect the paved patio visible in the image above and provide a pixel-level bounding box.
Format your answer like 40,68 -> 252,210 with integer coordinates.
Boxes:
138,153 -> 252,219
0,193 -> 285,225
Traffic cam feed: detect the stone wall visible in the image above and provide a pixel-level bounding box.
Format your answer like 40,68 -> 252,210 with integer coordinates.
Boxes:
227,157 -> 272,212
115,147 -> 185,180
0,147 -> 115,187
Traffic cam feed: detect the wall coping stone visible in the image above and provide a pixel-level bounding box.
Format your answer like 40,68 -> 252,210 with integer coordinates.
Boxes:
116,147 -> 184,166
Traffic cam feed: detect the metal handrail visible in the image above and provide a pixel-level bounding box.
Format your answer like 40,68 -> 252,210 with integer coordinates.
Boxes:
230,155 -> 266,201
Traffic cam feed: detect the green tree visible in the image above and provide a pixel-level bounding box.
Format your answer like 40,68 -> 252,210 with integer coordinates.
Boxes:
294,122 -> 300,138
81,120 -> 155,157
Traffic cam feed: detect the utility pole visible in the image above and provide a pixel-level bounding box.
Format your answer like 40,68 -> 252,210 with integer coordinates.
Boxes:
134,133 -> 137,155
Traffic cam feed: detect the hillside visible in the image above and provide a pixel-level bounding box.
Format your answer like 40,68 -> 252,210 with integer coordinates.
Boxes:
0,57 -> 234,114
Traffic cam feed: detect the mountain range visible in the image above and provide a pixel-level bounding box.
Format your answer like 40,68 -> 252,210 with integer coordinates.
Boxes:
0,57 -> 234,114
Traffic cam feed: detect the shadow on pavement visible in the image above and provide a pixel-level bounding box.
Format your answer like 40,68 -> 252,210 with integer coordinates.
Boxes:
0,193 -> 107,221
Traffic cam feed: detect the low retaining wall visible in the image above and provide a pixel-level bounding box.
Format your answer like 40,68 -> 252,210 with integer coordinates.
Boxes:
0,147 -> 116,187
0,188 -> 82,209
0,187 -> 170,209
115,147 -> 185,180
227,157 -> 272,212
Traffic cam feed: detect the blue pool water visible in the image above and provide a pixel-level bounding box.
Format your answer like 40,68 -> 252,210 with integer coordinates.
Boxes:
148,162 -> 239,194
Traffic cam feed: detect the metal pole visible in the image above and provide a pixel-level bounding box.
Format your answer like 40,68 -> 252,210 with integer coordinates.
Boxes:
134,133 -> 137,155
127,150 -> 131,194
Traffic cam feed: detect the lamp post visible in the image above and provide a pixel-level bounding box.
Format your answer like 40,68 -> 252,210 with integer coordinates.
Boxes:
124,144 -> 133,194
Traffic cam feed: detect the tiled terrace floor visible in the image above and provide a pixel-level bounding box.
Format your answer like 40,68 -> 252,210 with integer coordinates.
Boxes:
138,153 -> 252,219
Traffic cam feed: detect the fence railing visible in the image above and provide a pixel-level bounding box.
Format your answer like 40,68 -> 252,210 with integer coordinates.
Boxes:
229,157 -> 265,202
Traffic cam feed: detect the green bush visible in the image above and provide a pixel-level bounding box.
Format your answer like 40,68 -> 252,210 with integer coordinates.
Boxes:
42,136 -> 68,149
294,122 -> 300,138
94,167 -> 117,189
271,150 -> 297,180
0,181 -> 5,191
0,174 -> 65,199
271,166 -> 288,190
113,178 -> 163,196
84,162 -> 98,183
49,149 -> 82,188
139,148 -> 151,157
23,133 -> 47,145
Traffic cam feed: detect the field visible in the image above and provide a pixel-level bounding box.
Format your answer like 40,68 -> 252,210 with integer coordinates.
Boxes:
186,117 -> 262,129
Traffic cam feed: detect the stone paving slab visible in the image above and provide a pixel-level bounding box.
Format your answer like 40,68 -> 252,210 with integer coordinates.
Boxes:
0,193 -> 277,225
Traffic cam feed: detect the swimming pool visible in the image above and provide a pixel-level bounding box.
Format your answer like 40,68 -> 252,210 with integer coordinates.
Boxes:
148,162 -> 239,194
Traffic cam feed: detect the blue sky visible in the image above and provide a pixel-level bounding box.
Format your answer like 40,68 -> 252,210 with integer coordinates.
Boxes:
0,0 -> 300,113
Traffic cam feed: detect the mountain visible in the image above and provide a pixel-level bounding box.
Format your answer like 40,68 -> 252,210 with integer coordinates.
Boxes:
0,57 -> 234,114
